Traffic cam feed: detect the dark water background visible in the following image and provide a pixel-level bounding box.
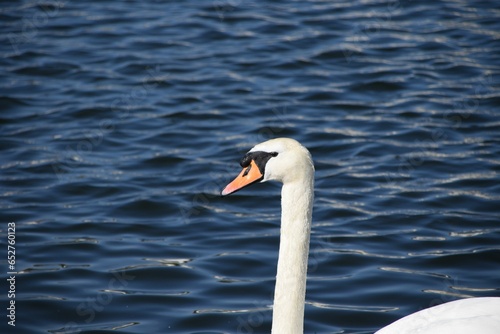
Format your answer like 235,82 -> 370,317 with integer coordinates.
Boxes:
1,1 -> 500,333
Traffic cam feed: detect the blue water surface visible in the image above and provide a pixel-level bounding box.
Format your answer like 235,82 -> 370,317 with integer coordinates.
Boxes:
1,1 -> 499,333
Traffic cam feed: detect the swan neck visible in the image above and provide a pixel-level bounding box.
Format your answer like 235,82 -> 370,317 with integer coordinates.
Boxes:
271,177 -> 314,334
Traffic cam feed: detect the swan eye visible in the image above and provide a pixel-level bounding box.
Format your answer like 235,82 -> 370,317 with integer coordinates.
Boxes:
240,151 -> 278,174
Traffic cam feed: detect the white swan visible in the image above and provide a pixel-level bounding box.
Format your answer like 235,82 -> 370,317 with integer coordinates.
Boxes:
221,138 -> 500,334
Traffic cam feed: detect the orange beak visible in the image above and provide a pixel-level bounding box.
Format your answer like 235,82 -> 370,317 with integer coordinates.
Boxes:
221,160 -> 263,196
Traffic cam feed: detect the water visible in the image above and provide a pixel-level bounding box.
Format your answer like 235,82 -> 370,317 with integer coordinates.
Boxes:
1,1 -> 500,333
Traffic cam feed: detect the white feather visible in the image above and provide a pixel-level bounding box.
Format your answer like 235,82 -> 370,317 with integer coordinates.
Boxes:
228,138 -> 500,334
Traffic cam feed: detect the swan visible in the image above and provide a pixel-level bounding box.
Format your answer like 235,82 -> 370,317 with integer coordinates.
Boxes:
221,137 -> 500,334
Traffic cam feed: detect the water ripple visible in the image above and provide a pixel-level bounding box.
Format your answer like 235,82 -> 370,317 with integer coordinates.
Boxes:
1,1 -> 499,333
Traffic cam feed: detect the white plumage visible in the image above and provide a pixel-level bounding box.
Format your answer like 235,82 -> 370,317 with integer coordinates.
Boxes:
222,138 -> 500,334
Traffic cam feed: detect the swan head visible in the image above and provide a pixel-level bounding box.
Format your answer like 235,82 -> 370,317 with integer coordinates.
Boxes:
221,137 -> 314,196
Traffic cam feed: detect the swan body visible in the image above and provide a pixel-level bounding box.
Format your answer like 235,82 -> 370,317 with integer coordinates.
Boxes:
221,137 -> 500,334
375,297 -> 500,334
